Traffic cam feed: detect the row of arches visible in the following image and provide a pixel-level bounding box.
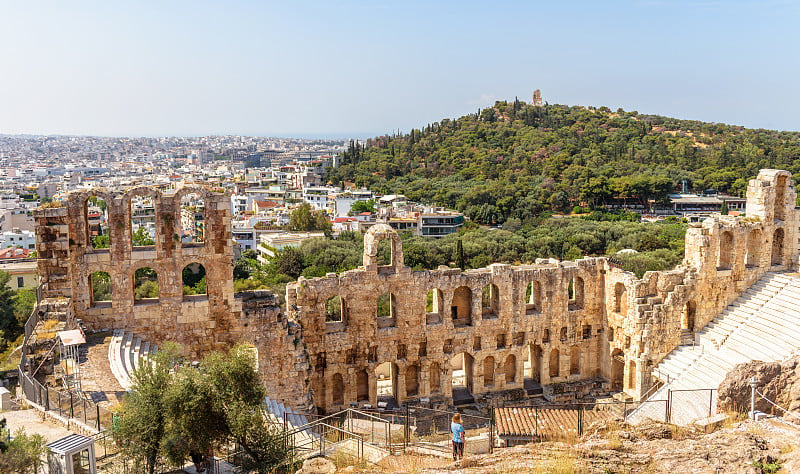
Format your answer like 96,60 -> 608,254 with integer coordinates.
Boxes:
717,227 -> 784,270
323,276 -> 587,327
88,263 -> 207,306
83,190 -> 208,251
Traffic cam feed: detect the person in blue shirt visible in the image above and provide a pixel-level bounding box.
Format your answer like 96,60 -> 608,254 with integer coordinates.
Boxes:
451,413 -> 465,461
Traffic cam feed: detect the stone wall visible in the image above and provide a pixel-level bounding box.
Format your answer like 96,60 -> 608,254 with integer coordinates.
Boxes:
33,169 -> 800,413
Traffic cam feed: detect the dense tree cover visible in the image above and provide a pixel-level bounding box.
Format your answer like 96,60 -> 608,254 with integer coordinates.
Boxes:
115,343 -> 287,473
233,218 -> 686,296
327,102 -> 800,225
287,203 -> 331,234
0,272 -> 37,353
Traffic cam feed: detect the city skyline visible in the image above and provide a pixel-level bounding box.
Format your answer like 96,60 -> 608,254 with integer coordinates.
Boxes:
1,1 -> 799,137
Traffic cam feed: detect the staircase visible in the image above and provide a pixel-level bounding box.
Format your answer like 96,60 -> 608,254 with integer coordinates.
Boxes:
629,272 -> 800,425
108,329 -> 158,390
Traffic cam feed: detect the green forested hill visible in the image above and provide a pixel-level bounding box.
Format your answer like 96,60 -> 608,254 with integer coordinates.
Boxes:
327,101 -> 800,225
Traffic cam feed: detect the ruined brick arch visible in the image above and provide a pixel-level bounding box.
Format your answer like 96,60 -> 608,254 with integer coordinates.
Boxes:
746,229 -> 762,268
362,224 -> 404,271
772,227 -> 785,266
717,231 -> 734,270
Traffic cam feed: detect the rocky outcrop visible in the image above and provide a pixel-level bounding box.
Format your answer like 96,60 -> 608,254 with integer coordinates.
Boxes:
717,356 -> 800,416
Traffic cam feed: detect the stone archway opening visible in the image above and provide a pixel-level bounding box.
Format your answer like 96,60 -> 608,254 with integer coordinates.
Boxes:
451,286 -> 472,327
450,352 -> 474,404
130,195 -> 155,248
772,228 -> 785,266
325,295 -> 345,322
613,282 -> 627,314
180,192 -> 205,245
568,276 -> 584,310
85,196 -> 108,249
133,267 -> 159,304
627,360 -> 637,392
405,364 -> 419,398
611,349 -> 625,391
426,288 -> 443,324
376,292 -> 396,328
481,284 -> 499,318
429,362 -> 441,395
525,281 -> 542,315
525,344 -> 542,383
375,361 -> 398,401
682,300 -> 696,332
570,346 -> 580,375
504,354 -> 516,383
182,262 -> 207,299
331,373 -> 344,407
549,348 -> 560,378
89,271 -> 111,307
717,231 -> 733,270
746,229 -> 762,268
483,356 -> 495,387
356,369 -> 369,402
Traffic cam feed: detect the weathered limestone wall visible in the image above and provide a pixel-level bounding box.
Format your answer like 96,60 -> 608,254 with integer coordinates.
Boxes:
34,169 -> 800,413
34,187 -> 310,409
286,170 -> 800,409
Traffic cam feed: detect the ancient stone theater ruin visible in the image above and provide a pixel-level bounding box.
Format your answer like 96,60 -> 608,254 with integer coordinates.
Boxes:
29,170 -> 800,419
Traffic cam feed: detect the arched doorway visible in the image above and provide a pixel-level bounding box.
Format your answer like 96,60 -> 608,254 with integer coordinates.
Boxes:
356,369 -> 369,402
405,365 -> 419,397
746,229 -> 762,268
331,373 -> 344,406
504,355 -> 516,383
483,356 -> 495,387
375,362 -> 398,402
611,349 -> 624,391
682,300 -> 696,332
451,286 -> 472,327
450,352 -> 474,404
717,231 -> 733,270
570,346 -> 580,375
772,228 -> 784,266
549,349 -> 560,378
775,175 -> 787,221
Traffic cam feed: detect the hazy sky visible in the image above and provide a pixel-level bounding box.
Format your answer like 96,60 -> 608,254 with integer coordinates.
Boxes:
1,1 -> 799,137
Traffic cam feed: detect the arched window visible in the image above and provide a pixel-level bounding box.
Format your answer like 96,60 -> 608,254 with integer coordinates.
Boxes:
549,349 -> 560,377
85,196 -> 108,249
613,282 -> 626,314
331,373 -> 344,406
450,353 -> 474,393
504,355 -> 516,383
568,277 -> 584,310
483,356 -> 495,387
325,295 -> 345,322
451,286 -> 472,327
405,365 -> 419,397
356,369 -> 369,402
429,363 -> 441,394
133,267 -> 159,304
542,329 -> 550,343
180,192 -> 205,244
376,292 -> 396,328
772,228 -> 785,266
717,231 -> 733,270
570,346 -> 580,375
746,229 -> 762,268
89,271 -> 112,306
130,195 -> 155,248
182,262 -> 206,298
375,362 -> 397,399
481,284 -> 499,318
426,288 -> 443,324
525,281 -> 542,315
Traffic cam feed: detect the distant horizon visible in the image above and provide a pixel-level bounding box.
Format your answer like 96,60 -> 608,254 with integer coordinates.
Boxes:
2,1 -> 799,137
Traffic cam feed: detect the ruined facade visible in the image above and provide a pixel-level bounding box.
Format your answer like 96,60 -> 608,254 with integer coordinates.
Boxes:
34,170 -> 800,414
